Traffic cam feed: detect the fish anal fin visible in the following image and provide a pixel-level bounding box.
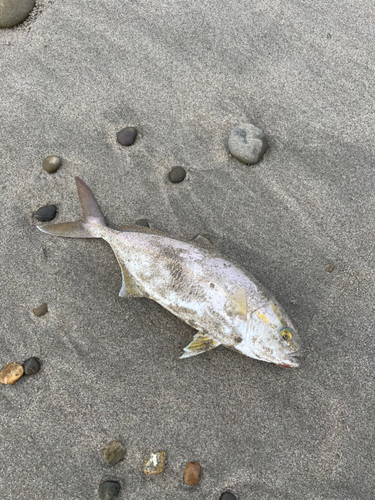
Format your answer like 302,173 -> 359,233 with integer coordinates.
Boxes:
226,287 -> 247,318
180,332 -> 220,358
192,235 -> 213,250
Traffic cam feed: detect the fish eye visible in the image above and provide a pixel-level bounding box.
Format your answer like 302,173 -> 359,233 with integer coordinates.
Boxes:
281,328 -> 292,341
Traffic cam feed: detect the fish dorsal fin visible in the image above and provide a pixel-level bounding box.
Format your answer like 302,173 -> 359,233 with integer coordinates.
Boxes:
113,251 -> 144,298
191,234 -> 213,250
180,332 -> 221,358
226,287 -> 247,318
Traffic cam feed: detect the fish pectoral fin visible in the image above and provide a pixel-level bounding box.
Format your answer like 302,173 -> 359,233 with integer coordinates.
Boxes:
191,234 -> 213,250
225,287 -> 247,318
180,332 -> 221,358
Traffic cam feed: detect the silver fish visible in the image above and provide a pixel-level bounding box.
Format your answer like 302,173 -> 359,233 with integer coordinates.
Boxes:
37,177 -> 301,367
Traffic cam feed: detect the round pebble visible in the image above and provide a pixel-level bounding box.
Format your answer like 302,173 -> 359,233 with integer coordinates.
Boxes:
101,440 -> 126,466
116,127 -> 137,146
0,0 -> 35,28
32,303 -> 48,317
98,481 -> 120,500
169,166 -> 186,183
23,358 -> 40,376
183,462 -> 201,486
135,219 -> 150,228
0,362 -> 24,385
220,492 -> 237,500
34,205 -> 57,222
228,123 -> 268,165
42,155 -> 61,173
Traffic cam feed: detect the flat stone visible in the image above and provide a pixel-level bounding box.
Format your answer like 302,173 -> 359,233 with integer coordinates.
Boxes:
116,127 -> 137,146
169,166 -> 186,183
135,219 -> 150,228
34,205 -> 57,222
0,0 -> 35,28
143,452 -> 167,474
101,440 -> 126,466
98,481 -> 121,500
32,303 -> 48,317
325,261 -> 335,273
23,357 -> 40,376
183,461 -> 201,485
228,123 -> 268,165
220,492 -> 237,500
0,362 -> 24,385
42,155 -> 61,173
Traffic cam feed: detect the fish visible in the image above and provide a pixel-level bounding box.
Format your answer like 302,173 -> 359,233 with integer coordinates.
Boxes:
37,177 -> 301,368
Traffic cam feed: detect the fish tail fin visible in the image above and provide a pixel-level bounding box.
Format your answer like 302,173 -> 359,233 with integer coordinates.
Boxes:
37,177 -> 106,239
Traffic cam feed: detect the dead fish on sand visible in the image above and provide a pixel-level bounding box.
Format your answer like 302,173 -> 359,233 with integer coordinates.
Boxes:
38,178 -> 301,367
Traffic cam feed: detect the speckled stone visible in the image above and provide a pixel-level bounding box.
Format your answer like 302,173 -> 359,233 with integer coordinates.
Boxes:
98,481 -> 120,500
220,492 -> 237,500
135,219 -> 150,228
116,127 -> 137,146
169,166 -> 186,183
0,362 -> 24,385
34,205 -> 57,222
228,123 -> 268,165
101,440 -> 126,466
183,462 -> 201,485
32,303 -> 48,317
42,155 -> 61,173
23,358 -> 40,376
0,0 -> 35,28
325,261 -> 335,273
143,452 -> 167,474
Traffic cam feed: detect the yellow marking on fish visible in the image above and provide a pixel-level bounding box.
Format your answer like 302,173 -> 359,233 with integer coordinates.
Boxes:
255,311 -> 270,323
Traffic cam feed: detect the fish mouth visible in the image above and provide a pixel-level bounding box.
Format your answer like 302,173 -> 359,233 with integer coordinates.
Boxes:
280,353 -> 301,368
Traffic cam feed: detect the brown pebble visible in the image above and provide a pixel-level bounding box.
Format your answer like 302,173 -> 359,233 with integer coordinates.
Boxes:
325,262 -> 335,273
101,440 -> 126,466
0,363 -> 24,385
32,303 -> 48,317
183,461 -> 201,485
143,452 -> 167,474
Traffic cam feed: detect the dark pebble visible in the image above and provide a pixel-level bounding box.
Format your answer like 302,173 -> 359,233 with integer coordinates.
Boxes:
32,303 -> 48,317
325,262 -> 335,273
117,127 -> 137,146
42,155 -> 61,173
34,205 -> 57,222
169,166 -> 186,183
101,440 -> 126,466
220,493 -> 237,500
135,219 -> 150,228
23,357 -> 40,376
98,481 -> 121,500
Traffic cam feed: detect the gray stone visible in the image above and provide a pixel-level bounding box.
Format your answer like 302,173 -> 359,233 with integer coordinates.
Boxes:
101,440 -> 126,466
23,358 -> 40,376
42,156 -> 61,173
0,0 -> 35,28
169,166 -> 186,183
220,493 -> 236,500
34,205 -> 57,222
98,481 -> 120,500
228,123 -> 268,165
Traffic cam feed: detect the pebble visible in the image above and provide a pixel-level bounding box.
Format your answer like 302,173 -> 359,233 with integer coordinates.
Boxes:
0,0 -> 35,28
143,452 -> 167,474
23,357 -> 40,376
117,127 -> 137,146
169,166 -> 186,183
98,481 -> 121,500
228,123 -> 268,165
325,262 -> 335,273
42,155 -> 61,173
34,205 -> 57,222
220,492 -> 237,500
101,440 -> 126,466
135,219 -> 150,228
183,462 -> 201,486
32,303 -> 48,317
0,362 -> 24,385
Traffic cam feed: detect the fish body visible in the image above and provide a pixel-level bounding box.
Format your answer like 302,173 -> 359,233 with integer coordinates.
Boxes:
38,178 -> 301,367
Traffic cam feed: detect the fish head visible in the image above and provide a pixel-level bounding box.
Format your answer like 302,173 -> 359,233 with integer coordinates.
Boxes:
236,301 -> 301,367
